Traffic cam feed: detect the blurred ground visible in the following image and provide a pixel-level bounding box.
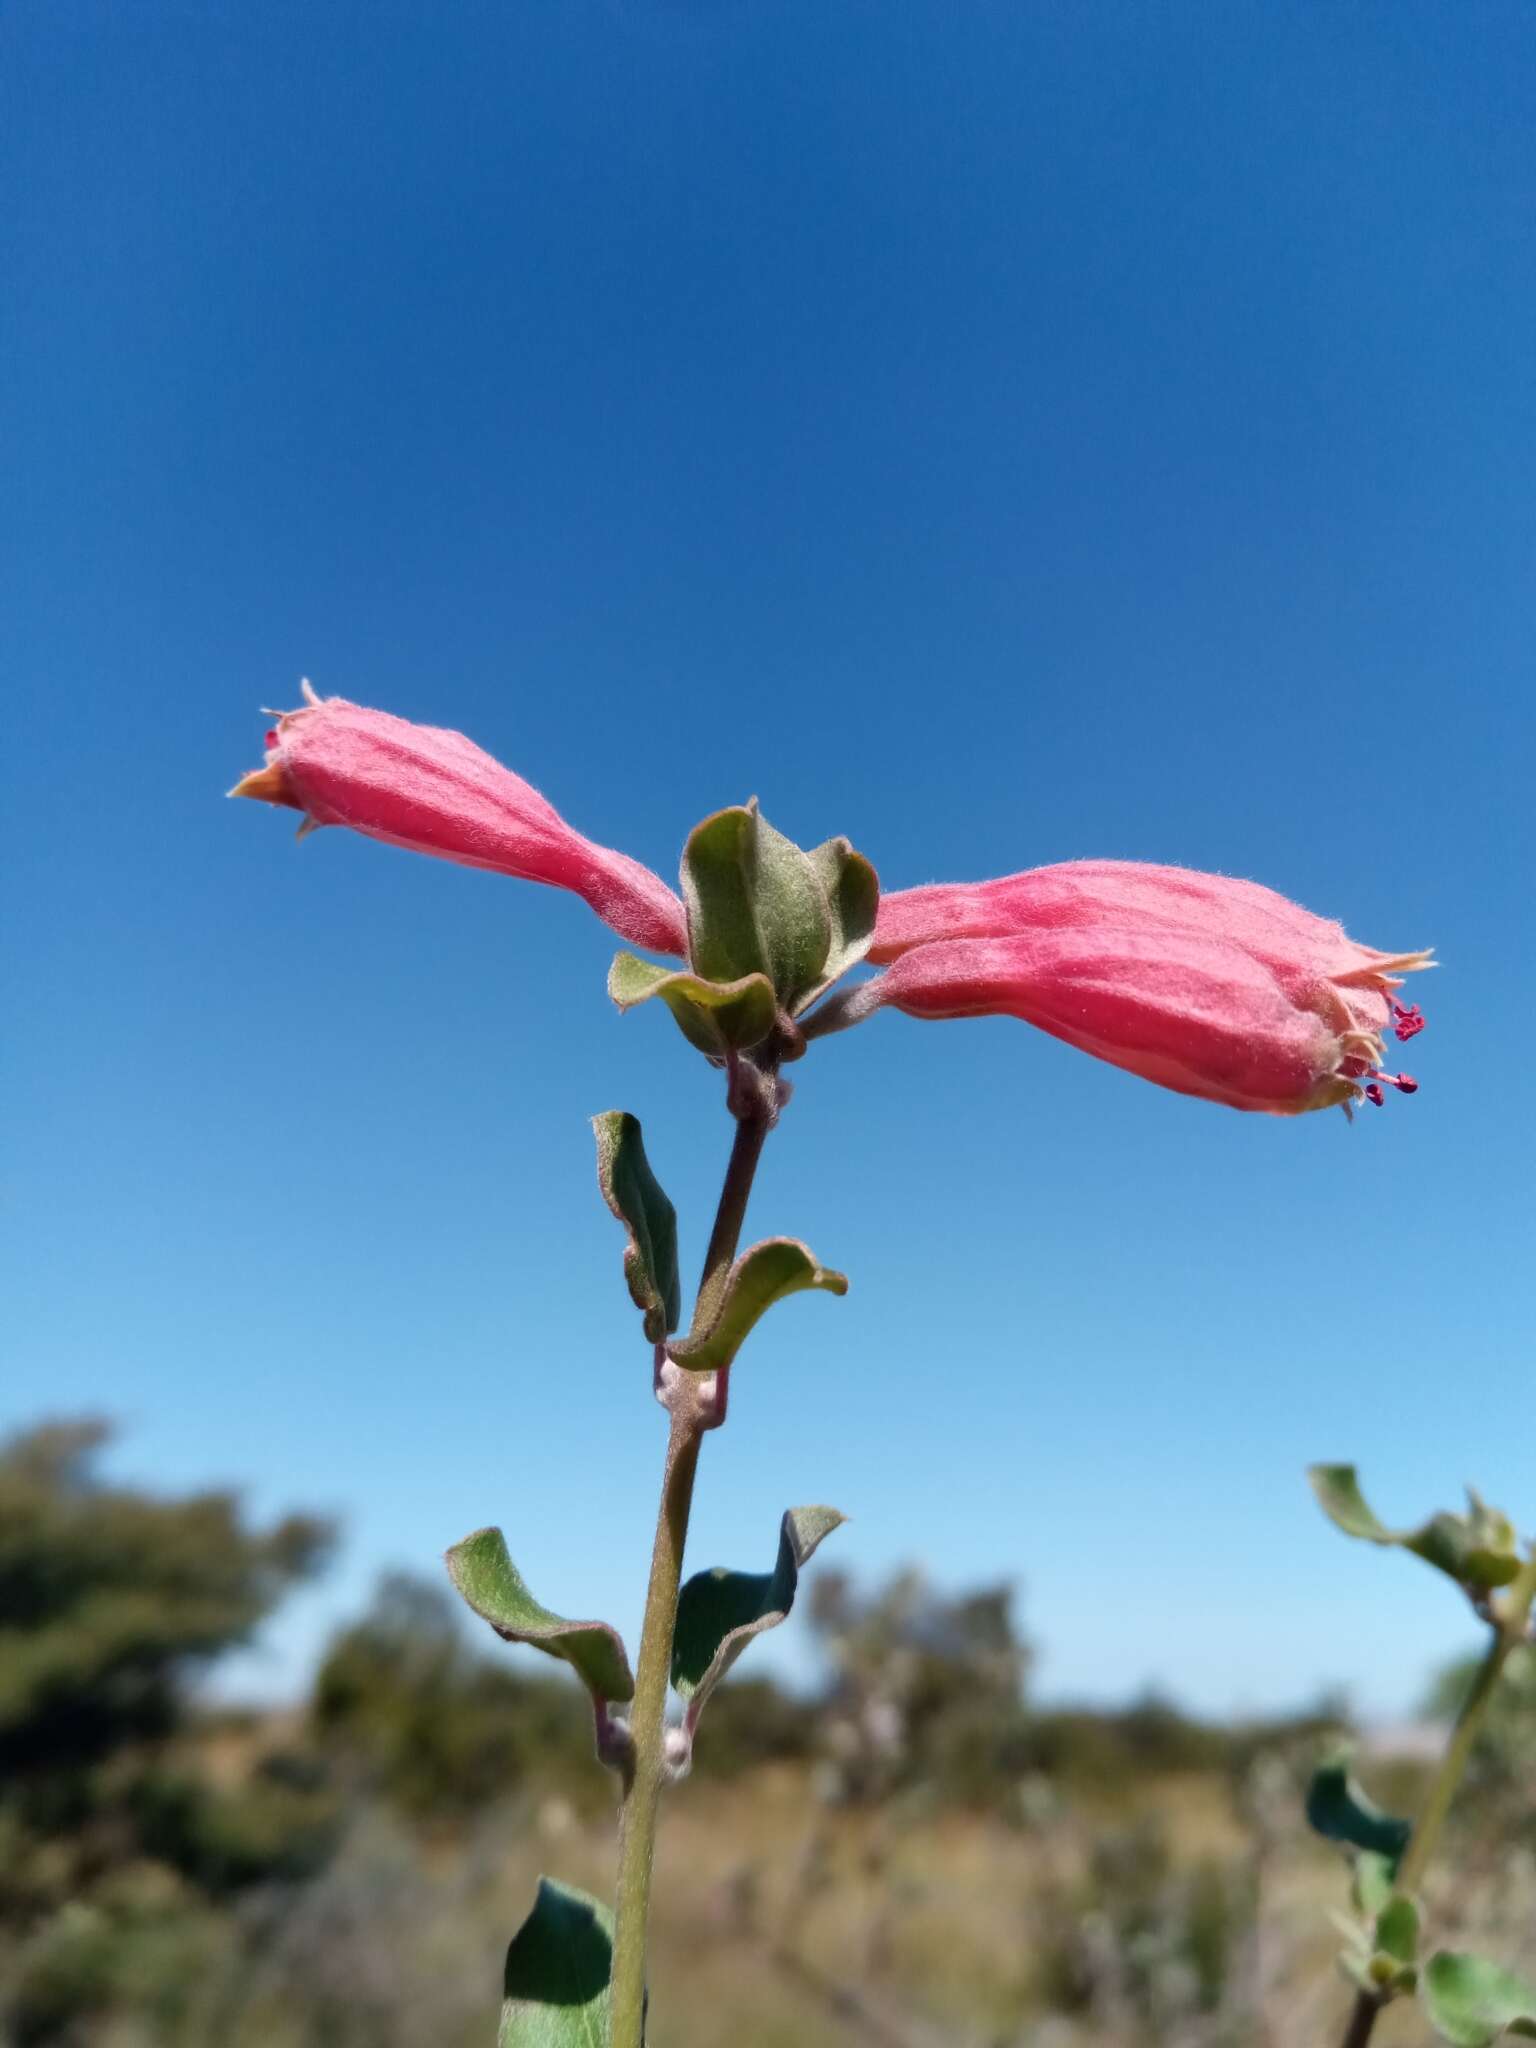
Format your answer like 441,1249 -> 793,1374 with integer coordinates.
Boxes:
2,1421 -> 1532,2047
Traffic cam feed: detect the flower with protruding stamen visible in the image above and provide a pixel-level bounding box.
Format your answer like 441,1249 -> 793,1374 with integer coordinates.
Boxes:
822,860 -> 1432,1117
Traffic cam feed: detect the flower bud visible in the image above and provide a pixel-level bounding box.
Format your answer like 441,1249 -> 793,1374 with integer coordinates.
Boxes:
232,686 -> 687,956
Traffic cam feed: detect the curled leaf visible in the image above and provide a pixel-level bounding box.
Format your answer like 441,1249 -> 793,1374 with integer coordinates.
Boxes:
1309,1465 -> 1523,1594
593,1110 -> 680,1341
1305,1755 -> 1412,1866
668,1237 -> 848,1375
608,950 -> 777,1058
802,835 -> 880,1008
446,1527 -> 634,1704
671,1505 -> 845,1757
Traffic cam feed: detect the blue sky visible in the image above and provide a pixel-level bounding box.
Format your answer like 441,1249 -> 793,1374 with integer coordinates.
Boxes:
4,1 -> 1533,1719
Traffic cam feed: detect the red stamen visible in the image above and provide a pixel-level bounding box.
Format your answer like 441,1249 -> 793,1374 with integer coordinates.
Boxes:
1392,1002 -> 1425,1043
1366,1068 -> 1419,1100
1365,1082 -> 1385,1107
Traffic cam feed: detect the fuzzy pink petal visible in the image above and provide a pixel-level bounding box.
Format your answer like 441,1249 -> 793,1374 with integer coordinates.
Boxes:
238,696 -> 687,956
849,908 -> 1429,1116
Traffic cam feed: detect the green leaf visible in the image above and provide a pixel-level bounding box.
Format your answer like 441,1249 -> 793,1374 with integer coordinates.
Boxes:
1305,1756 -> 1412,1865
680,806 -> 769,986
500,1878 -> 614,2048
1308,1465 -> 1524,1593
1375,1894 -> 1419,1965
679,802 -> 871,1014
1353,1851 -> 1398,1919
1422,1952 -> 1536,2046
752,811 -> 832,1007
798,837 -> 880,1010
446,1528 -> 634,1703
668,1237 -> 848,1375
592,1111 -> 680,1342
608,950 -> 777,1059
671,1505 -> 845,1751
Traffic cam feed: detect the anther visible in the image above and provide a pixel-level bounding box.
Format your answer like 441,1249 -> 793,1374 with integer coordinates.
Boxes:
1392,1002 -> 1425,1043
1365,1082 -> 1385,1107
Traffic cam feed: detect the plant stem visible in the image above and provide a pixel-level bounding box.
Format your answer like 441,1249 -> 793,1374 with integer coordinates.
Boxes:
694,1104 -> 772,1330
608,1089 -> 774,2048
609,1407 -> 701,2046
1340,1988 -> 1384,2048
1335,1554 -> 1536,2048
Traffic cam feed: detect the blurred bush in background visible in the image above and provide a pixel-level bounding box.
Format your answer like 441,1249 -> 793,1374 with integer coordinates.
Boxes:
1,1416 -> 1530,2048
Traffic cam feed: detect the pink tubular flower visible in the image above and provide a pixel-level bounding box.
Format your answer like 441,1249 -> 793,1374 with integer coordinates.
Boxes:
842,860 -> 1433,1116
231,685 -> 688,956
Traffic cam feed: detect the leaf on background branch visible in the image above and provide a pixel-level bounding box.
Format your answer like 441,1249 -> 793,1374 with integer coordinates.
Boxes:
1422,1951 -> 1536,2047
592,1111 -> 681,1342
1305,1756 -> 1412,1866
500,1878 -> 615,2048
446,1528 -> 634,1704
670,1505 -> 845,1762
1308,1465 -> 1524,1594
668,1238 -> 847,1374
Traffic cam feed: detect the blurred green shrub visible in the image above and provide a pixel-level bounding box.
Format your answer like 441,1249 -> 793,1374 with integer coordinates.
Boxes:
0,1416 -> 332,2040
312,1570 -> 601,1817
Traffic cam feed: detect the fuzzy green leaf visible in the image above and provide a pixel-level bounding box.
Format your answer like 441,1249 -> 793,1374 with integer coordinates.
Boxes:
1353,1851 -> 1398,1919
500,1879 -> 614,2048
1305,1756 -> 1412,1865
668,1237 -> 848,1375
1375,1894 -> 1419,1966
798,836 -> 880,1010
446,1528 -> 634,1703
679,802 -> 870,1013
680,806 -> 768,986
592,1111 -> 680,1342
1309,1466 -> 1523,1593
752,811 -> 832,1007
1422,1953 -> 1536,2046
671,1505 -> 845,1751
608,950 -> 777,1058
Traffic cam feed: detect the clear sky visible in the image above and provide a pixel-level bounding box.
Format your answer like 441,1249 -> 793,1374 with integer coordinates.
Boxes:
4,1 -> 1533,1719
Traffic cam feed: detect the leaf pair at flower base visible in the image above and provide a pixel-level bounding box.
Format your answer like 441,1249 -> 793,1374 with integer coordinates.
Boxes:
610,802 -> 879,1059
1309,1465 -> 1525,1597
608,952 -> 779,1061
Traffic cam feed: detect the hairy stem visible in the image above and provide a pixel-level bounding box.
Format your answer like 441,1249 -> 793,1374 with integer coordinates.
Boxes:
608,1086 -> 774,2048
608,1409 -> 701,2045
1336,1554 -> 1536,2048
694,1104 -> 772,1331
